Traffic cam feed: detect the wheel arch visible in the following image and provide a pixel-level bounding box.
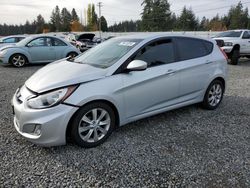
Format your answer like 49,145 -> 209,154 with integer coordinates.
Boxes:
66,51 -> 79,57
9,52 -> 29,64
66,99 -> 120,142
232,44 -> 240,51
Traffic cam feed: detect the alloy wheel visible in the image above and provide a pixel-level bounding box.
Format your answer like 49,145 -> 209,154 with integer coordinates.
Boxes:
78,108 -> 111,143
12,55 -> 26,67
208,83 -> 223,107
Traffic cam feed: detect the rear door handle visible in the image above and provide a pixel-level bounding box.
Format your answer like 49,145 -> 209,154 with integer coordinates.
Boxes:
205,61 -> 213,64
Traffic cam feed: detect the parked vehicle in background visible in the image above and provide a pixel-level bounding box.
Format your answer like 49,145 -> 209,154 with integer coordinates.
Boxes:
12,34 -> 228,148
0,35 -> 27,47
75,33 -> 102,52
214,29 -> 250,65
0,35 -> 80,67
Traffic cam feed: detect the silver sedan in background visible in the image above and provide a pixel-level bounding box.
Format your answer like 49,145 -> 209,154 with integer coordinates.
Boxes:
12,34 -> 228,148
0,35 -> 80,67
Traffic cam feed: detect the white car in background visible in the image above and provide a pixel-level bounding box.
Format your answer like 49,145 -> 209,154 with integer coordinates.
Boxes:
214,29 -> 250,65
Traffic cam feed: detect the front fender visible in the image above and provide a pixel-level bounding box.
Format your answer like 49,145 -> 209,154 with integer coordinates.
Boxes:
5,48 -> 31,62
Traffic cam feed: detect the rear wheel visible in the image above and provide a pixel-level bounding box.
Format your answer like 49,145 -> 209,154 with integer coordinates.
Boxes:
201,80 -> 224,110
10,54 -> 27,67
230,49 -> 239,65
70,102 -> 115,148
67,52 -> 78,59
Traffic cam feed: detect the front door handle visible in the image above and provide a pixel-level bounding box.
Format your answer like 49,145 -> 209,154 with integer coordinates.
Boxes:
165,69 -> 176,75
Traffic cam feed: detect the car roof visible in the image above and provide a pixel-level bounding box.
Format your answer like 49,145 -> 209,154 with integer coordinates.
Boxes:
115,33 -> 214,43
1,35 -> 27,39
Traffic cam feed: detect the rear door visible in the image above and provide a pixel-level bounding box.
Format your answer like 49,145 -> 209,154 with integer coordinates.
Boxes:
174,37 -> 214,101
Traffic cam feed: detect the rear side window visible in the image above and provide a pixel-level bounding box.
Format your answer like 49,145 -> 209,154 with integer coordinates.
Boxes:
176,38 -> 213,61
17,37 -> 25,42
53,38 -> 67,46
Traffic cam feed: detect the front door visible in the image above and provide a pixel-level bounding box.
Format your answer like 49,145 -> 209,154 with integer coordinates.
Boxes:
27,37 -> 56,63
121,38 -> 180,118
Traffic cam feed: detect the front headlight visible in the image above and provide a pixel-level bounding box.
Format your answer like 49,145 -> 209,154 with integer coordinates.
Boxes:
224,42 -> 233,46
27,86 -> 77,109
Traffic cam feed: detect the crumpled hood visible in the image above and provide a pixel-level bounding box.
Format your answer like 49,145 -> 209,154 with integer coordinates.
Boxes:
25,60 -> 108,93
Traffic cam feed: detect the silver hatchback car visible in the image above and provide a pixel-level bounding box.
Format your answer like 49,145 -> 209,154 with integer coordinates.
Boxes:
12,34 -> 228,148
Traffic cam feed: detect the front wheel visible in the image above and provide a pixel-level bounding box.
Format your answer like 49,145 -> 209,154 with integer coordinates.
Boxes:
10,54 -> 27,67
201,80 -> 224,110
70,102 -> 115,148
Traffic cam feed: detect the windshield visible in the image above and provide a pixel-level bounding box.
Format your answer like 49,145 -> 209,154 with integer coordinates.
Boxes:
73,38 -> 142,68
215,31 -> 242,38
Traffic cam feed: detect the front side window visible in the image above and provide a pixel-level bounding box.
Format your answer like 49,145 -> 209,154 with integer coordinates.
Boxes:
28,37 -> 52,47
73,38 -> 142,69
3,37 -> 15,43
133,39 -> 175,67
242,31 -> 250,39
176,38 -> 210,61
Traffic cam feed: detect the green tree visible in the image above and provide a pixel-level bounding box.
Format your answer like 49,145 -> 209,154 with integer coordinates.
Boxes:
61,8 -> 72,31
176,6 -> 198,31
34,14 -> 45,33
100,16 -> 108,31
71,8 -> 79,21
141,0 -> 172,31
50,5 -> 61,32
87,4 -> 98,31
228,2 -> 248,29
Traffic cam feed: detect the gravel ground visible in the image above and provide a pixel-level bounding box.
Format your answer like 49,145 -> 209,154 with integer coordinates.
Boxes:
0,61 -> 249,187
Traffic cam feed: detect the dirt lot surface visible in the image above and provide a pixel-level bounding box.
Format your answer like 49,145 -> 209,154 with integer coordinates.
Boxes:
0,61 -> 249,187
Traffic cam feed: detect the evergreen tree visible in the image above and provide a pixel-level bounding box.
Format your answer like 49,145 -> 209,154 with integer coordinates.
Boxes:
100,16 -> 108,32
50,5 -> 61,32
61,8 -> 72,32
141,0 -> 172,31
71,8 -> 79,21
176,6 -> 198,31
228,2 -> 248,29
35,14 -> 45,33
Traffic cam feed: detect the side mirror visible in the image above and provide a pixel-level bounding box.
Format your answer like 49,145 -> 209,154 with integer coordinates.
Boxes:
127,60 -> 147,71
27,43 -> 33,47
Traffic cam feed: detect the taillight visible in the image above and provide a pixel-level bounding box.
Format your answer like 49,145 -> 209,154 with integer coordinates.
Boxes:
219,47 -> 228,60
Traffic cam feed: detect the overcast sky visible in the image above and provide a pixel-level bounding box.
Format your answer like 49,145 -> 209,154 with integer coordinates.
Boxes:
0,0 -> 250,26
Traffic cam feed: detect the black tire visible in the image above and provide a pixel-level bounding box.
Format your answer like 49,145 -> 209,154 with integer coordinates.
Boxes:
230,49 -> 239,65
70,102 -> 116,148
9,54 -> 27,67
201,80 -> 224,110
67,52 -> 78,59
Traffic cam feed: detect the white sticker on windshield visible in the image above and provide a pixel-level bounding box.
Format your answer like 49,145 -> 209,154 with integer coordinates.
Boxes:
119,42 -> 136,47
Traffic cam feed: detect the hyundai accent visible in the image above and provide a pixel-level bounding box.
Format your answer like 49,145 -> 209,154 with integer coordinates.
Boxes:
12,34 -> 228,148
